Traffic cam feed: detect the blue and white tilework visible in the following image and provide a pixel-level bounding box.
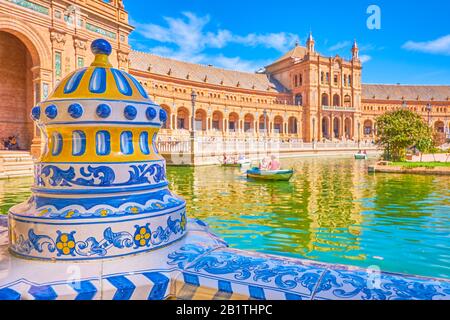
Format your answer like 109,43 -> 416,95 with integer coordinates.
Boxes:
1,215 -> 449,300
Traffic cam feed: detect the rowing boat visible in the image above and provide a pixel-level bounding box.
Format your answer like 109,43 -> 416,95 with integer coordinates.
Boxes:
246,168 -> 294,181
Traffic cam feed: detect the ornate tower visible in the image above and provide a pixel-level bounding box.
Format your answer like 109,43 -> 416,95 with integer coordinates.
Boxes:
352,40 -> 359,60
306,32 -> 315,54
8,39 -> 187,261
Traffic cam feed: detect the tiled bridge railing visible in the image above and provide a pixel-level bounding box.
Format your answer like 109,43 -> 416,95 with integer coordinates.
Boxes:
157,136 -> 376,155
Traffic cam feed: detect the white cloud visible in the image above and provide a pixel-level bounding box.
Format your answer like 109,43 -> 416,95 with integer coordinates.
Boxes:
403,35 -> 450,55
328,41 -> 351,52
360,55 -> 372,63
133,12 -> 299,72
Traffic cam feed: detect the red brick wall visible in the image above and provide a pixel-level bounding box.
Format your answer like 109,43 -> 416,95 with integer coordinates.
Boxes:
0,32 -> 33,150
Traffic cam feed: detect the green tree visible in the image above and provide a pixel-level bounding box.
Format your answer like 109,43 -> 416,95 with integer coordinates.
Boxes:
416,137 -> 433,162
376,109 -> 432,161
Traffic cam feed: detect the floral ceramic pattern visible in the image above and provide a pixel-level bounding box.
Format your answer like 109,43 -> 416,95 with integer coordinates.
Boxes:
37,163 -> 166,188
168,244 -> 450,300
10,212 -> 187,260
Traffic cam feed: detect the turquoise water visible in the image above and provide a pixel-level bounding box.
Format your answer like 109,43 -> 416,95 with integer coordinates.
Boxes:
1,156 -> 449,279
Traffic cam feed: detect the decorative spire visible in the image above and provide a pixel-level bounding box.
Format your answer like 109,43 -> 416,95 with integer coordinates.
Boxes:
306,32 -> 315,53
90,39 -> 112,67
352,39 -> 359,60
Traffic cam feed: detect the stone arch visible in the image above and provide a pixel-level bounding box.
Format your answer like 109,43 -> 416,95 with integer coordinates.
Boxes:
0,17 -> 50,69
344,95 -> 352,107
176,106 -> 190,130
228,112 -> 239,132
273,115 -> 284,134
434,120 -> 445,133
363,119 -> 373,135
0,19 -> 51,152
195,108 -> 207,131
243,113 -> 254,132
0,33 -> 39,150
212,110 -> 223,131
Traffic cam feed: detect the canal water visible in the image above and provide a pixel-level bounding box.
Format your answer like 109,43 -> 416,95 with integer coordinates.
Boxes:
0,156 -> 449,279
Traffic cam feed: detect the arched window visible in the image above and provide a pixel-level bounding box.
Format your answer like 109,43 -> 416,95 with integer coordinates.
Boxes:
121,131 -> 134,155
96,131 -> 111,156
140,132 -> 150,155
333,94 -> 340,106
51,132 -> 63,156
321,93 -> 329,106
364,120 -> 373,135
344,95 -> 352,107
72,130 -> 86,156
294,75 -> 298,87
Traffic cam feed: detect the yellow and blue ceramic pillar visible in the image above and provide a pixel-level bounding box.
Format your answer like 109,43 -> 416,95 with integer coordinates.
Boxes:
8,39 -> 187,260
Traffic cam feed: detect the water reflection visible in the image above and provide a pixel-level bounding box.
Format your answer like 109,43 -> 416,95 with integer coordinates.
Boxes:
166,157 -> 450,279
0,177 -> 33,215
0,157 -> 449,279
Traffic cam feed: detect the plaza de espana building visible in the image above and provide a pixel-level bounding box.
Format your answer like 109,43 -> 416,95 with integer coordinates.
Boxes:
0,0 -> 449,158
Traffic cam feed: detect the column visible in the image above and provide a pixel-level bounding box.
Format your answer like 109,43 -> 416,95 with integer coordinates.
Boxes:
330,113 -> 334,139
206,116 -> 211,133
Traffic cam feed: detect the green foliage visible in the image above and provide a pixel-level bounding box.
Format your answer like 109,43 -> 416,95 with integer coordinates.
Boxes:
376,109 -> 432,161
391,162 -> 450,168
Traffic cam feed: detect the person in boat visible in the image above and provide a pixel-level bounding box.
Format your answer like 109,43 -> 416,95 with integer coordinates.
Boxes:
259,157 -> 270,170
268,155 -> 281,171
363,150 -> 367,155
223,153 -> 228,164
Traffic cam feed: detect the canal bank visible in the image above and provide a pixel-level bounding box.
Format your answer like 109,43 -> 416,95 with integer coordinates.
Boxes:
369,162 -> 450,175
161,143 -> 380,166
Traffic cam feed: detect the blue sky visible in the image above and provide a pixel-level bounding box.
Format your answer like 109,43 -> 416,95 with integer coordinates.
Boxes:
125,0 -> 450,85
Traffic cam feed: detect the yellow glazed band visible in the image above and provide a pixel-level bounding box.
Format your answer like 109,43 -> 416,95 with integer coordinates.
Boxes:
41,126 -> 162,163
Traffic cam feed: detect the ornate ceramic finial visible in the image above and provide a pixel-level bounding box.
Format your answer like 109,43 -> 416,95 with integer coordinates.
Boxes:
91,38 -> 113,67
9,39 -> 187,261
